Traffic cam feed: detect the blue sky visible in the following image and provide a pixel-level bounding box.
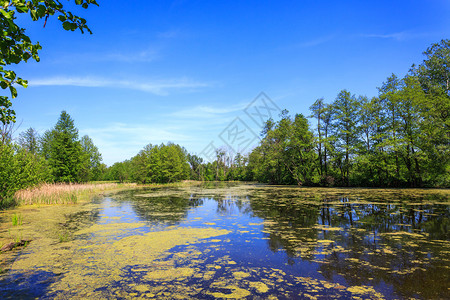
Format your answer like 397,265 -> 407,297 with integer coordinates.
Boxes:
5,0 -> 450,165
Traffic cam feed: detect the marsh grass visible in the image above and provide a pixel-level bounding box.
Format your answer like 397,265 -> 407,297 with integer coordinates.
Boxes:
14,183 -> 134,205
58,231 -> 71,243
11,213 -> 22,226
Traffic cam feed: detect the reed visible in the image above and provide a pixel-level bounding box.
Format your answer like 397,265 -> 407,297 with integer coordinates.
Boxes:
11,213 -> 22,226
14,183 -> 131,205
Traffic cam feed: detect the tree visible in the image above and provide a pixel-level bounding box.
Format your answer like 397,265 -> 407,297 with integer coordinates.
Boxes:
286,113 -> 317,185
331,90 -> 360,186
0,0 -> 98,125
18,127 -> 39,154
417,39 -> 450,96
41,110 -> 83,182
378,74 -> 403,185
415,40 -> 450,186
79,135 -> 102,181
130,143 -> 190,184
187,153 -> 204,180
309,98 -> 325,177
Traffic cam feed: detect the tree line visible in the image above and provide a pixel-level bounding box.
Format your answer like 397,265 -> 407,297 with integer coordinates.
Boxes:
211,40 -> 449,187
0,111 -> 103,206
1,39 -> 448,207
247,40 -> 449,187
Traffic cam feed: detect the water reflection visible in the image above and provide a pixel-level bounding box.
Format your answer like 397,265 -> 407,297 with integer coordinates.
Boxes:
247,188 -> 450,299
1,185 -> 448,299
108,186 -> 449,298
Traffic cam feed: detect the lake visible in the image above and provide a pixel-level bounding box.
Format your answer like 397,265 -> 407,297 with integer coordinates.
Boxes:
0,183 -> 449,299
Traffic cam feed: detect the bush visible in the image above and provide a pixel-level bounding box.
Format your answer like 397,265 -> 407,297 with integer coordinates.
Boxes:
0,143 -> 52,208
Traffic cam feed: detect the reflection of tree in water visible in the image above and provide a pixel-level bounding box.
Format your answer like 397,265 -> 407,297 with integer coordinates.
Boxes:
64,208 -> 101,232
249,189 -> 450,299
250,193 -> 320,258
131,195 -> 204,225
111,188 -> 204,225
215,195 -> 252,216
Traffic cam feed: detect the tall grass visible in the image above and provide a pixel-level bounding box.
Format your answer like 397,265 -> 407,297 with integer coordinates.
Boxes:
11,213 -> 23,226
14,183 -> 130,205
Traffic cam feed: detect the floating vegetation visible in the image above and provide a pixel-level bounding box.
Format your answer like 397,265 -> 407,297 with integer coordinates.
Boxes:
0,183 -> 448,299
11,213 -> 22,226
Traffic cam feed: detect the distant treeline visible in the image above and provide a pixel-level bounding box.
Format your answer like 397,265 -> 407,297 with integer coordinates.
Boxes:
108,40 -> 449,188
0,40 -> 448,207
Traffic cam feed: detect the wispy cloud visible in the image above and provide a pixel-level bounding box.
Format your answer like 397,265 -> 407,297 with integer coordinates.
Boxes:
50,47 -> 161,64
103,49 -> 159,63
29,76 -> 210,95
170,102 -> 249,119
297,35 -> 335,48
359,31 -> 430,41
157,29 -> 182,39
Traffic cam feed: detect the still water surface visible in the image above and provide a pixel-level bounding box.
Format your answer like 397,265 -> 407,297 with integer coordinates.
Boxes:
1,183 -> 449,299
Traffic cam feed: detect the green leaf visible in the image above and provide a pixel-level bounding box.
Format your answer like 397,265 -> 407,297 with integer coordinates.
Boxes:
62,21 -> 71,30
16,5 -> 28,13
9,86 -> 17,98
0,9 -> 13,19
62,21 -> 77,31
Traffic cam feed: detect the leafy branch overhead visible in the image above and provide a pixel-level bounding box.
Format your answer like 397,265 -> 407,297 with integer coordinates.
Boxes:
0,0 -> 98,124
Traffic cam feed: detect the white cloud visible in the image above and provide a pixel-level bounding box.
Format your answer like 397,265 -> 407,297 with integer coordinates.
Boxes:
104,49 -> 159,63
359,31 -> 430,41
170,102 -> 249,119
29,76 -> 210,95
298,35 -> 335,48
50,47 -> 161,64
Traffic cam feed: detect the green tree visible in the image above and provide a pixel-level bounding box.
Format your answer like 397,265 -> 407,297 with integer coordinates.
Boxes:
415,39 -> 450,186
417,39 -> 450,96
187,153 -> 204,180
309,98 -> 325,177
18,127 -> 39,154
130,143 -> 190,184
396,75 -> 426,186
0,0 -> 98,125
0,141 -> 51,207
286,113 -> 317,185
331,90 -> 361,186
79,135 -> 102,181
41,111 -> 83,182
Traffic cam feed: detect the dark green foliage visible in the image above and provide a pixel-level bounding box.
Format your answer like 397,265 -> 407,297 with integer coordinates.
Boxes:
39,111 -> 103,183
41,111 -> 83,182
239,40 -> 449,188
0,142 -> 51,208
130,143 -> 190,184
246,111 -> 317,185
79,135 -> 103,181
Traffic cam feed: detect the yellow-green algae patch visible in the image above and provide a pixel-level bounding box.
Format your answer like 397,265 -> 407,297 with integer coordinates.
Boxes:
75,221 -> 147,236
347,285 -> 384,299
9,226 -> 230,298
145,267 -> 195,281
232,271 -> 251,279
249,281 -> 269,293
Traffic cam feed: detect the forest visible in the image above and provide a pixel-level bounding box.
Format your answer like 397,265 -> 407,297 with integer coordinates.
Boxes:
0,39 -> 449,207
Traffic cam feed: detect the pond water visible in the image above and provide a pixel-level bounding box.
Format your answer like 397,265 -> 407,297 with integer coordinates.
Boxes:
1,183 -> 449,299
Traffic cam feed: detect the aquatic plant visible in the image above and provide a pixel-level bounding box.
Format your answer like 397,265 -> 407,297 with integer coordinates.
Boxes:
58,232 -> 71,243
11,213 -> 22,226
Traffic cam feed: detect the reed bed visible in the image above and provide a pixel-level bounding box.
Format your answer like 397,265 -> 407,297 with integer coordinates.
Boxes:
14,183 -> 130,205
